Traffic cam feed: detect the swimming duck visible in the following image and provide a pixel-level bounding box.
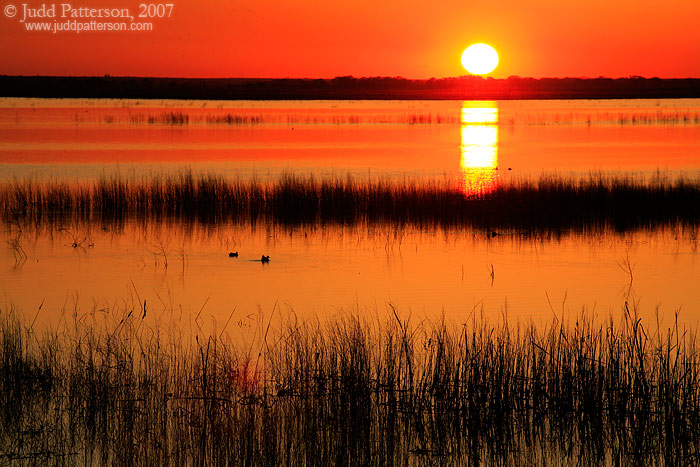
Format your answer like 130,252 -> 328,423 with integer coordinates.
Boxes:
228,252 -> 238,257
261,255 -> 270,263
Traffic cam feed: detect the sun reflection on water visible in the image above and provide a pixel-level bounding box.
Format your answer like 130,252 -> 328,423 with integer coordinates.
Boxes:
460,102 -> 499,195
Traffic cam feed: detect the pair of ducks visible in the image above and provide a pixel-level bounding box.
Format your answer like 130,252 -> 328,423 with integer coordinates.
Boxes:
228,252 -> 270,263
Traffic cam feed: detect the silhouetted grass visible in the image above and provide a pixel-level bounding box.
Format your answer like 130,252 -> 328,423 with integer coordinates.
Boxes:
2,302 -> 700,465
103,109 -> 700,126
501,110 -> 700,126
3,171 -> 700,232
147,111 -> 189,124
102,112 -> 459,125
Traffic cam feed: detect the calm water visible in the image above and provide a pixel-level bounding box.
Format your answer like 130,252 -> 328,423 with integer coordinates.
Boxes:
2,98 -> 700,330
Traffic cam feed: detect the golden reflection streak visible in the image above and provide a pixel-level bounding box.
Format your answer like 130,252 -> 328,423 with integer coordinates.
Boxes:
460,102 -> 499,195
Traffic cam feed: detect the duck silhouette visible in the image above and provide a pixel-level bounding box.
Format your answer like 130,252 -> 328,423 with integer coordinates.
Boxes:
261,255 -> 270,263
228,252 -> 238,257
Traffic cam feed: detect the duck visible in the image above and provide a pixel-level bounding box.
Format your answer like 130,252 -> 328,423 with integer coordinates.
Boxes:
261,255 -> 270,263
228,252 -> 238,257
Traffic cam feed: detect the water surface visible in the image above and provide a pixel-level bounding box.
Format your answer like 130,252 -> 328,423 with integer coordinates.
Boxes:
2,98 -> 700,330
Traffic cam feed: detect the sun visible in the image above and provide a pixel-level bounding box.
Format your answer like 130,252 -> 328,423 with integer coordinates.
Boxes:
461,43 -> 499,75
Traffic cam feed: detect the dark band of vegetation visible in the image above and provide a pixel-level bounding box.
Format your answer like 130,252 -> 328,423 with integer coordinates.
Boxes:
2,303 -> 699,465
3,172 -> 700,232
2,75 -> 700,100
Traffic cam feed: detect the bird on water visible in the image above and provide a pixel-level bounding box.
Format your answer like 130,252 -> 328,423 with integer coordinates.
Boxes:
261,255 -> 270,263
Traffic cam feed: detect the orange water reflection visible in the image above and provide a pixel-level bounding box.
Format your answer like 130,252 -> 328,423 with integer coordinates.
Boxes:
3,223 -> 700,334
460,102 -> 499,195
2,98 -> 700,183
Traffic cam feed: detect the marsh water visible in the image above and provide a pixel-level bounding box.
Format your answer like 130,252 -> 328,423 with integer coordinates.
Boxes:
2,97 -> 700,330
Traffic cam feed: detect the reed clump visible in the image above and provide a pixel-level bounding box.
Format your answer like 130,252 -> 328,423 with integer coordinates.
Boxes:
2,171 -> 700,231
110,109 -> 700,127
1,302 -> 700,465
146,112 -> 189,125
104,112 -> 459,125
501,110 -> 700,126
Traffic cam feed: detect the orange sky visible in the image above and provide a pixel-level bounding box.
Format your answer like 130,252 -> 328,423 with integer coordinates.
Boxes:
1,0 -> 699,78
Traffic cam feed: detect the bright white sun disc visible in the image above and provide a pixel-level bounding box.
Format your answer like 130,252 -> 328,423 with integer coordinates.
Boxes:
461,43 -> 499,75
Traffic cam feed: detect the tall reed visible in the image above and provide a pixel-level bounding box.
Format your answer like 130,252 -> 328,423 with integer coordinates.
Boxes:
3,171 -> 700,232
1,302 -> 699,465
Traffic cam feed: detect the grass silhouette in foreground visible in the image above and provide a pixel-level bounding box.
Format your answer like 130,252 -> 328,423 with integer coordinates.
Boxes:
1,301 -> 699,465
3,171 -> 700,232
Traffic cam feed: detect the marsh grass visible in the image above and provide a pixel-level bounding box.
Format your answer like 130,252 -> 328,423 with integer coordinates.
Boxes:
501,110 -> 700,126
101,109 -> 700,126
11,100 -> 700,127
103,112 -> 460,126
3,171 -> 700,232
2,301 -> 700,465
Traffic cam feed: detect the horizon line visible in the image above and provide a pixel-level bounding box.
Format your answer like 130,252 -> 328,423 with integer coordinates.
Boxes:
3,74 -> 700,81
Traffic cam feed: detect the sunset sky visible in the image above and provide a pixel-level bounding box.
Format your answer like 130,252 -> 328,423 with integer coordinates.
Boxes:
1,0 -> 699,79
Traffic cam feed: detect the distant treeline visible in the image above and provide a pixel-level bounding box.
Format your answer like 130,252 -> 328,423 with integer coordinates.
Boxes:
1,75 -> 699,100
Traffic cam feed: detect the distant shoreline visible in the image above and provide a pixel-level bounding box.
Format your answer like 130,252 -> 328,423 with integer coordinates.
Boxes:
2,75 -> 700,100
